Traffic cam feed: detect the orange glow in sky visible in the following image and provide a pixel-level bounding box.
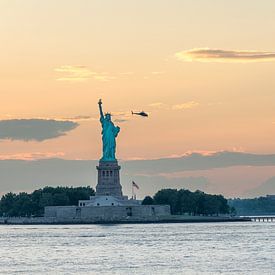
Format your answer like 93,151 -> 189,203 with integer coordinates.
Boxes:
0,1 -> 275,198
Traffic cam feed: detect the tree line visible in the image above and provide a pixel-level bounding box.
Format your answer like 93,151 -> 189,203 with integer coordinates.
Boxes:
142,189 -> 232,215
0,186 -> 95,217
228,196 -> 275,215
0,186 -> 232,217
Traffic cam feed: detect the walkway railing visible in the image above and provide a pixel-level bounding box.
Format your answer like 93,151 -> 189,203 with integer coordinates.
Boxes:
245,216 -> 275,222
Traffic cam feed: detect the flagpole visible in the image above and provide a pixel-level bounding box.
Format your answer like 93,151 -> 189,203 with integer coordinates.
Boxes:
132,181 -> 139,200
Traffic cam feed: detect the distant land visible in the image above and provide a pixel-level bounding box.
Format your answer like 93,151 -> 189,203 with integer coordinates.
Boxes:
229,196 -> 275,216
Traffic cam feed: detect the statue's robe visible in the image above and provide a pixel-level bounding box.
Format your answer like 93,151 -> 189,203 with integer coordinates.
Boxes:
100,117 -> 120,161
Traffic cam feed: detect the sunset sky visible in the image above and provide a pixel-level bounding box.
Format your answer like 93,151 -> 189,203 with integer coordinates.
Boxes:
1,1 -> 275,198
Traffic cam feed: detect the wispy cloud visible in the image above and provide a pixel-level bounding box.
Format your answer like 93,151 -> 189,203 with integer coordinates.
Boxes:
172,101 -> 199,110
54,65 -> 115,82
55,67 -> 167,82
112,111 -> 132,123
62,115 -> 97,122
0,119 -> 79,142
149,101 -> 199,111
114,119 -> 128,123
119,72 -> 134,75
182,150 -> 219,157
150,71 -> 165,75
148,102 -> 170,110
175,48 -> 275,63
65,111 -> 132,124
0,152 -> 65,161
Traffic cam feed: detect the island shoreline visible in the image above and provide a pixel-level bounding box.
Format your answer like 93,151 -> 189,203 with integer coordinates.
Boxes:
0,216 -> 251,225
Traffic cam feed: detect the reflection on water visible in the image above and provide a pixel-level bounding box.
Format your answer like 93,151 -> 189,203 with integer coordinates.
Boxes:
0,223 -> 274,274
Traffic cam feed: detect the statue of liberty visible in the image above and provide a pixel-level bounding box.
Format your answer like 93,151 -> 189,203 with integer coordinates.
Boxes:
98,99 -> 120,161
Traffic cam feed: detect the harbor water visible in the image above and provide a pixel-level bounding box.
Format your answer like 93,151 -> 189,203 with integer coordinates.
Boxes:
0,222 -> 274,274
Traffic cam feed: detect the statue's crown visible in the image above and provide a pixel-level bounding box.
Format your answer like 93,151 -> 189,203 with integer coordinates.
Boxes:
105,112 -> 111,116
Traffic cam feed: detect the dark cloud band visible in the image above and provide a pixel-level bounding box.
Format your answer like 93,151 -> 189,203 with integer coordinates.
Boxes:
123,151 -> 275,174
0,119 -> 79,141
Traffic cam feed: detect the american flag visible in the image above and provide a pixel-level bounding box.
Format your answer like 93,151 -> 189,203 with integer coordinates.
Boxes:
132,181 -> 139,189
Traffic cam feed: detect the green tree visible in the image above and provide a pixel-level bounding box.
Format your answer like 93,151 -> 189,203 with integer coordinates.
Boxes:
13,193 -> 34,217
217,195 -> 229,214
154,189 -> 178,214
0,186 -> 95,217
52,193 -> 70,206
176,189 -> 195,215
142,196 -> 154,205
152,188 -> 230,216
193,190 -> 206,215
0,192 -> 17,216
203,194 -> 220,215
66,186 -> 94,205
39,193 -> 54,208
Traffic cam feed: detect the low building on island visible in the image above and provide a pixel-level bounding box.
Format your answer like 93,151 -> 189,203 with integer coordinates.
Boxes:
44,159 -> 170,223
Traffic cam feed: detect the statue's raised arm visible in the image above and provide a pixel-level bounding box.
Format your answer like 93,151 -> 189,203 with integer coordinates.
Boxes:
98,99 -> 104,121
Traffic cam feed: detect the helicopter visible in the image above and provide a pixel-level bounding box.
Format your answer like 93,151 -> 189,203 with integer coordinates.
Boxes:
131,110 -> 148,117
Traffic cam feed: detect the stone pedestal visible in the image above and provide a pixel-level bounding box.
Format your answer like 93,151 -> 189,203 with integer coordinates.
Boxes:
96,160 -> 123,197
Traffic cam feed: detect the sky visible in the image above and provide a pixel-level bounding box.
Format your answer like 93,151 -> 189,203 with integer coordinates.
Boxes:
0,0 -> 275,198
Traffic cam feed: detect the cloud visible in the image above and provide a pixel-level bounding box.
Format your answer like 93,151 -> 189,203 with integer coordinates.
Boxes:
54,65 -> 115,82
0,159 -> 98,194
148,102 -> 169,109
0,152 -> 275,198
62,115 -> 97,122
129,174 -> 210,195
149,101 -> 199,110
182,150 -> 220,157
244,177 -> 275,197
123,151 -> 275,174
119,72 -> 134,75
175,48 -> 275,63
151,71 -> 165,75
64,111 -> 132,124
1,152 -> 275,197
172,101 -> 199,110
0,152 -> 65,161
114,119 -> 128,123
0,159 -> 209,198
0,119 -> 79,141
111,111 -> 132,122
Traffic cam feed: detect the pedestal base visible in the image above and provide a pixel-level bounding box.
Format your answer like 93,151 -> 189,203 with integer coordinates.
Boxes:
96,160 -> 123,197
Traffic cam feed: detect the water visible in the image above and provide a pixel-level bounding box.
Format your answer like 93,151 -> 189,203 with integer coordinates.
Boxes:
0,222 -> 274,274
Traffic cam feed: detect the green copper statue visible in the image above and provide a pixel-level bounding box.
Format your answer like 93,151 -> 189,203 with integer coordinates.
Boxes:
98,99 -> 120,161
